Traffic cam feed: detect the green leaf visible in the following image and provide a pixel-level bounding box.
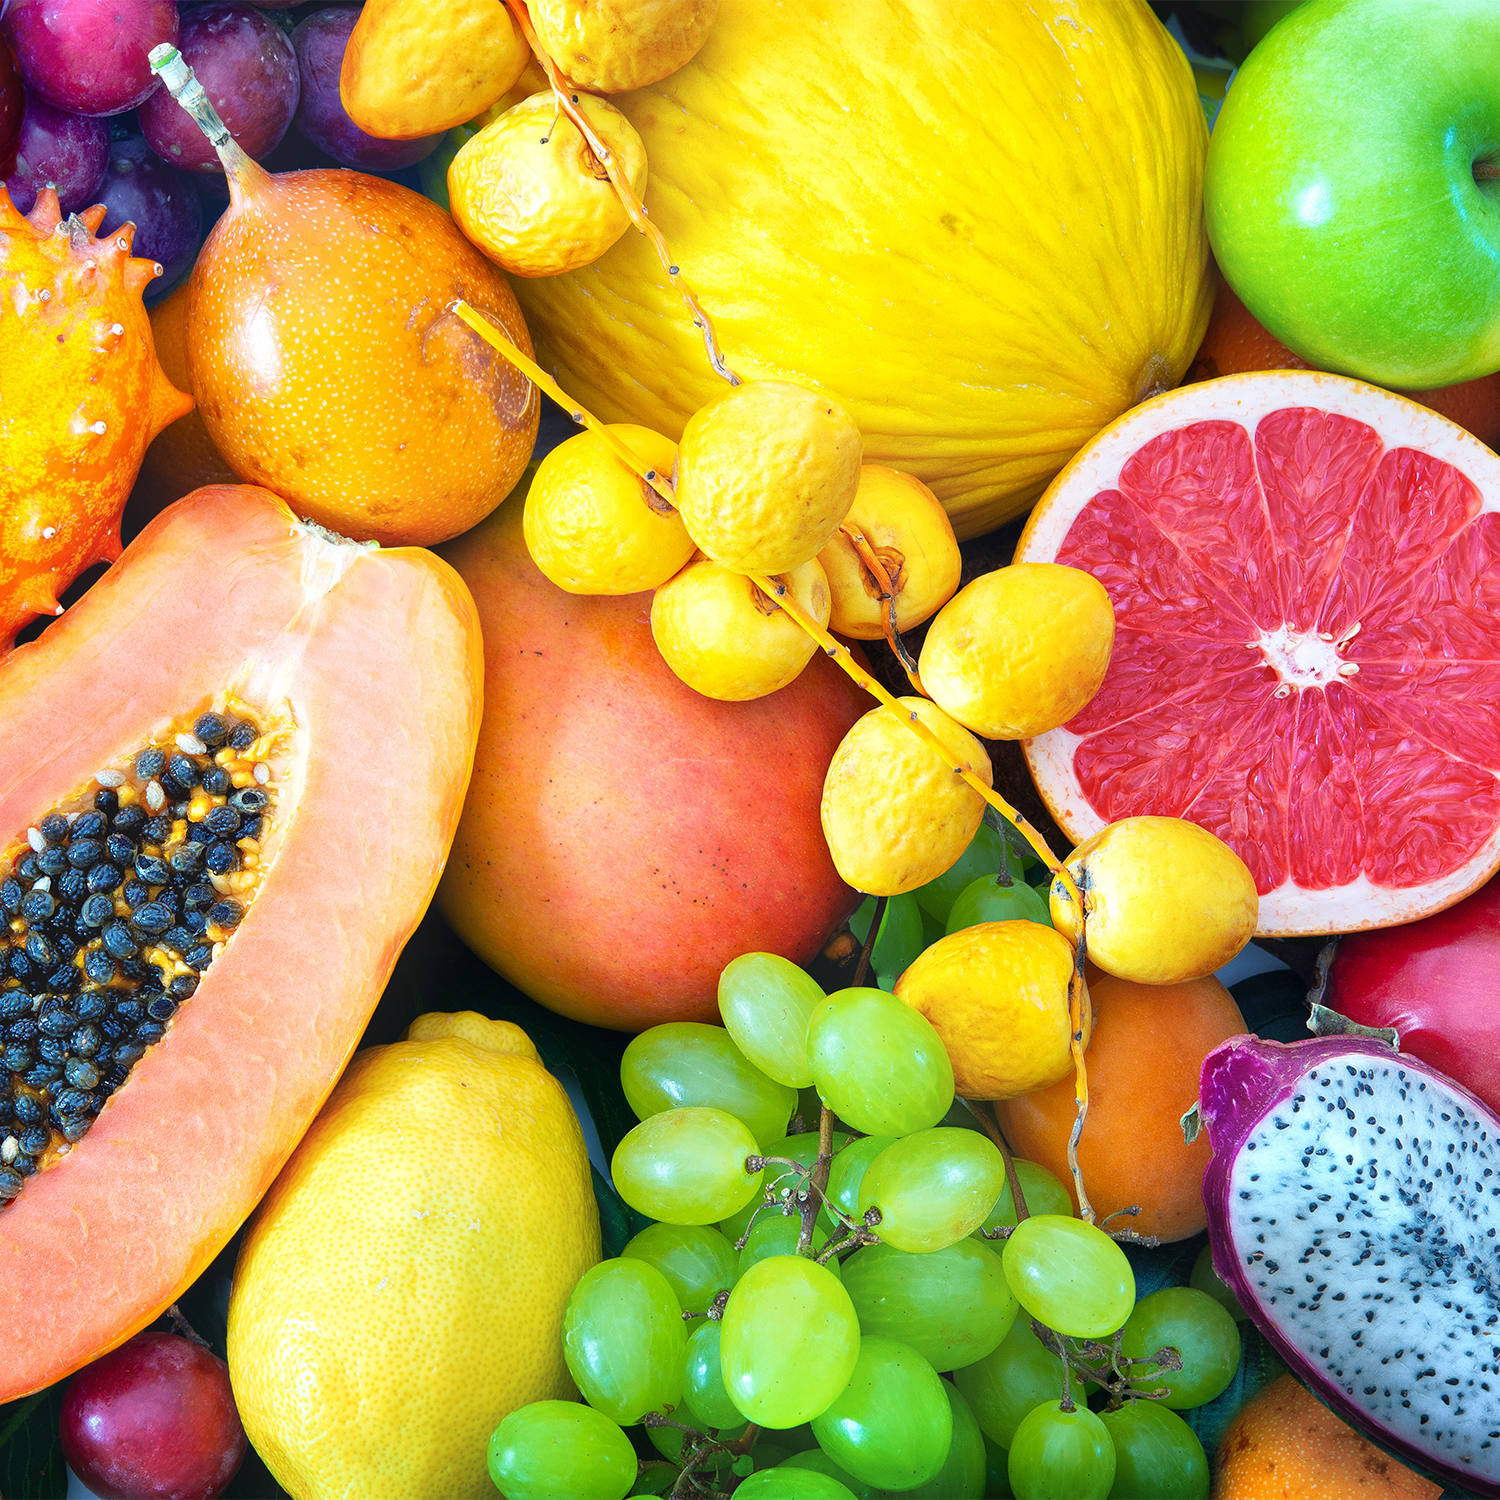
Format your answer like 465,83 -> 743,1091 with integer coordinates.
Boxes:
0,1385 -> 67,1500
732,1453 -> 756,1477
594,1163 -> 653,1259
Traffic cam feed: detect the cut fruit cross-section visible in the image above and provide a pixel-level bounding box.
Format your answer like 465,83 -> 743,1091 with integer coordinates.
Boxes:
1017,371 -> 1500,936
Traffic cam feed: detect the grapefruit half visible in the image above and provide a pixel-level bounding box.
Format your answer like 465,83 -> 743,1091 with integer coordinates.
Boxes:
1016,371 -> 1500,936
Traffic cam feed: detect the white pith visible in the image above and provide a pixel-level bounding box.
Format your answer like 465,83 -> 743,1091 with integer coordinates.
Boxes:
1017,372 -> 1500,936
1226,1051 -> 1500,1485
1256,622 -> 1360,693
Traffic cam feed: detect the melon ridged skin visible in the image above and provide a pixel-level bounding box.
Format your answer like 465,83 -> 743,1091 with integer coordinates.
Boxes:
1199,1034 -> 1500,1497
0,485 -> 483,1402
513,0 -> 1212,541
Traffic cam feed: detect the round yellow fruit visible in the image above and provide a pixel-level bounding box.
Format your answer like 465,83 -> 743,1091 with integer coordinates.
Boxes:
227,1012 -> 600,1500
818,465 -> 961,639
530,0 -> 721,93
821,696 -> 992,896
524,424 -> 692,594
673,380 -> 862,575
894,920 -> 1085,1100
651,555 -> 829,701
919,563 -> 1115,741
448,91 -> 647,277
1050,816 -> 1259,985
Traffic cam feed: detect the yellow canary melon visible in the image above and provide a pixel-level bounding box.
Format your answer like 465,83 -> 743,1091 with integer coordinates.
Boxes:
513,0 -> 1212,540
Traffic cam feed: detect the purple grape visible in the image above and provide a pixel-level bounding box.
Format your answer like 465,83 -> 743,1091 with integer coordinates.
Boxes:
3,89 -> 109,215
96,137 -> 203,296
0,0 -> 179,117
138,5 -> 299,174
292,8 -> 442,171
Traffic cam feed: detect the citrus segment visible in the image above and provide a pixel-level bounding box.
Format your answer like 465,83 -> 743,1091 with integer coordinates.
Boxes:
1018,372 -> 1500,934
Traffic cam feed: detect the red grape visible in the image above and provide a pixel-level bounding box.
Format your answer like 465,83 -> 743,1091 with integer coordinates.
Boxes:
3,89 -> 110,216
0,39 -> 22,180
60,1331 -> 247,1500
97,137 -> 204,296
139,5 -> 300,174
1,0 -> 178,118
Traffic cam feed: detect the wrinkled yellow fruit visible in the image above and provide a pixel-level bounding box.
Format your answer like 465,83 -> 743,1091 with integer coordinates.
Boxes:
673,380 -> 862,575
651,556 -> 830,701
448,92 -> 647,278
818,465 -> 962,640
822,696 -> 992,896
471,55 -> 551,129
340,0 -> 530,140
227,1012 -> 600,1500
1050,816 -> 1259,985
894,921 -> 1085,1100
531,0 -> 721,92
919,563 -> 1114,741
524,424 -> 692,594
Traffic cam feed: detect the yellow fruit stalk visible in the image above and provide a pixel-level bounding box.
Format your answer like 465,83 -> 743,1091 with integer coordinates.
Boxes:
227,1014 -> 601,1500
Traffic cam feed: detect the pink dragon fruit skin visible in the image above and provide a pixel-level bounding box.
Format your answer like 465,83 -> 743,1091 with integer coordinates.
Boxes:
1200,1033 -> 1500,1498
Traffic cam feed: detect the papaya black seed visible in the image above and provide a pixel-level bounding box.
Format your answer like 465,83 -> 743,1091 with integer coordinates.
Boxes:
71,1025 -> 101,1056
141,816 -> 171,844
3,1043 -> 34,1072
60,1117 -> 91,1143
134,748 -> 166,780
72,812 -> 107,841
105,833 -> 136,866
230,788 -> 267,815
204,842 -> 239,875
56,870 -> 87,905
23,1063 -> 61,1088
83,951 -> 117,986
183,881 -> 214,910
167,975 -> 196,1002
79,893 -> 113,927
239,817 -> 262,840
38,814 -> 68,844
35,847 -> 67,878
170,844 -> 205,875
203,805 -> 241,838
208,900 -> 244,929
166,754 -> 199,790
0,878 -> 21,915
0,1168 -> 22,1202
94,788 -> 119,818
201,766 -> 231,796
113,806 -> 146,837
228,722 -> 256,750
48,962 -> 80,992
74,993 -> 108,1022
135,1023 -> 165,1045
19,891 -> 54,923
146,993 -> 178,1021
133,854 -> 171,886
193,713 -> 229,748
121,880 -> 151,910
14,853 -> 38,883
7,1018 -> 37,1041
112,998 -> 143,1026
86,863 -> 121,896
24,933 -> 53,968
0,992 -> 30,1020
18,1126 -> 47,1156
101,924 -> 137,961
184,944 -> 214,971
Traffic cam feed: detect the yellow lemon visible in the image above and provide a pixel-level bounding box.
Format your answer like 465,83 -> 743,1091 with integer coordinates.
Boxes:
673,380 -> 862,575
227,1013 -> 600,1500
524,424 -> 692,594
1050,816 -> 1259,985
530,0 -> 721,93
919,563 -> 1114,741
651,555 -> 830,701
818,465 -> 962,640
821,696 -> 991,896
894,921 -> 1085,1100
448,92 -> 647,278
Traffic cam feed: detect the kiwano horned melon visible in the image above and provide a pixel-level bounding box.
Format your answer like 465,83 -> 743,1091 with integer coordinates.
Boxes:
514,0 -> 1212,540
0,486 -> 482,1400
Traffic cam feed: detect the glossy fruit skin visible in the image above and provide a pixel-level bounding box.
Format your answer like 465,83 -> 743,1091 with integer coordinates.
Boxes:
860,1129 -> 1005,1254
717,953 -> 826,1088
563,1259 -> 685,1425
1099,1400 -> 1208,1500
2,0 -> 178,116
1001,1217 -> 1135,1340
61,1332 -> 247,1500
0,188 -> 192,651
97,136 -> 203,295
1008,1402 -> 1115,1500
189,166 -> 537,546
1120,1288 -> 1241,1409
438,492 -> 868,1029
487,1401 -> 636,1500
1206,0 -> 1500,388
0,486 -> 483,1402
3,89 -> 109,215
955,1319 -> 1078,1450
683,1321 -> 743,1430
611,1106 -> 763,1225
623,1223 -> 737,1316
531,0 -> 720,93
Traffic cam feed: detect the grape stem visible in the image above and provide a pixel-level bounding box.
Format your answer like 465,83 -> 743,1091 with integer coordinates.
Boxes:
851,894 -> 885,988
961,1099 -> 1031,1223
795,1105 -> 836,1256
643,1411 -> 760,1499
1029,1320 -> 1184,1411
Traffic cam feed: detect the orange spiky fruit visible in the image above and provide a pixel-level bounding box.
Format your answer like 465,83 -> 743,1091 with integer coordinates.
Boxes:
0,187 -> 192,652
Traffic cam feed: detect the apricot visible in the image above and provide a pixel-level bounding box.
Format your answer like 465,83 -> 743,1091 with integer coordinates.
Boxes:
530,0 -> 720,94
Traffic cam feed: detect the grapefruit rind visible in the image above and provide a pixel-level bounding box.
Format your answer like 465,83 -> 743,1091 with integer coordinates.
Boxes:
1016,371 -> 1500,937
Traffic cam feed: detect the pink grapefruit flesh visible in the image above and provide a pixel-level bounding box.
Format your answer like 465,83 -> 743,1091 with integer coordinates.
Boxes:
1017,371 -> 1500,936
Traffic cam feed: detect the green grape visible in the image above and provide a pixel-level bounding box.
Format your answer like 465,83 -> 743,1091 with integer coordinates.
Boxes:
902,1380 -> 988,1499
806,988 -> 954,1137
1007,1402 -> 1115,1500
622,1022 -> 797,1149
734,1468 -> 857,1499
563,1259 -> 686,1424
1099,1399 -> 1209,1499
681,1320 -> 743,1430
719,1131 -> 849,1245
841,1239 -> 1017,1372
984,1435 -> 1015,1499
612,1107 -> 762,1225
622,1223 -> 737,1316
973,1160 -> 1074,1240
719,952 -> 828,1087
738,1212 -> 844,1282
825,1135 -> 895,1228
914,819 -> 1012,924
953,1319 -> 1076,1448
1119,1287 -> 1241,1409
1189,1243 -> 1249,1321
811,1335 -> 952,1490
1001,1216 -> 1135,1339
486,1400 -> 636,1500
849,891 -> 925,989
779,1449 -> 879,1498
945,873 -> 1052,935
720,1256 -> 861,1428
859,1128 -> 1005,1253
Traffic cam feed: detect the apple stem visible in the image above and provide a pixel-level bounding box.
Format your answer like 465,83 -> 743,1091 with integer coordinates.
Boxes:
148,44 -> 271,209
1475,160 -> 1500,182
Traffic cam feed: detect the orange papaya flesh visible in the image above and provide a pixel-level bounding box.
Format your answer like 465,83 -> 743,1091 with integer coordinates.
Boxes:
0,485 -> 482,1401
0,187 -> 193,654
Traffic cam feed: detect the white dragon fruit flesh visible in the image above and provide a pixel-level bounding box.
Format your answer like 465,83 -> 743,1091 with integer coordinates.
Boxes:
1200,1033 -> 1500,1497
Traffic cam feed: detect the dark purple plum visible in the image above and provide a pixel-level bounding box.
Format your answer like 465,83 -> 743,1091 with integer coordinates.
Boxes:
0,39 -> 22,179
0,0 -> 178,117
97,137 -> 204,296
139,5 -> 299,174
292,7 -> 442,170
3,89 -> 110,215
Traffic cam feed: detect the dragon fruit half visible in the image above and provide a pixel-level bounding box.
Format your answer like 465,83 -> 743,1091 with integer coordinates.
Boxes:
1200,1033 -> 1500,1497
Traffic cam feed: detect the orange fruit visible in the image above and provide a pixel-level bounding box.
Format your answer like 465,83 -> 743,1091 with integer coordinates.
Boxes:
993,971 -> 1245,1242
1214,1374 -> 1442,1500
1189,275 -> 1500,448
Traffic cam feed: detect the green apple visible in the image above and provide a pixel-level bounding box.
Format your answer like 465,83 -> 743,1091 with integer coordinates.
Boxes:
1205,0 -> 1500,388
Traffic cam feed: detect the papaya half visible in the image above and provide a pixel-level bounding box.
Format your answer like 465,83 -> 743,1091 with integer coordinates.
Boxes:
0,485 -> 482,1400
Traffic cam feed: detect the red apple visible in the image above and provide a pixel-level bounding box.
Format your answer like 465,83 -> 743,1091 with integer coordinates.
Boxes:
1324,875 -> 1500,1113
438,491 -> 870,1030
